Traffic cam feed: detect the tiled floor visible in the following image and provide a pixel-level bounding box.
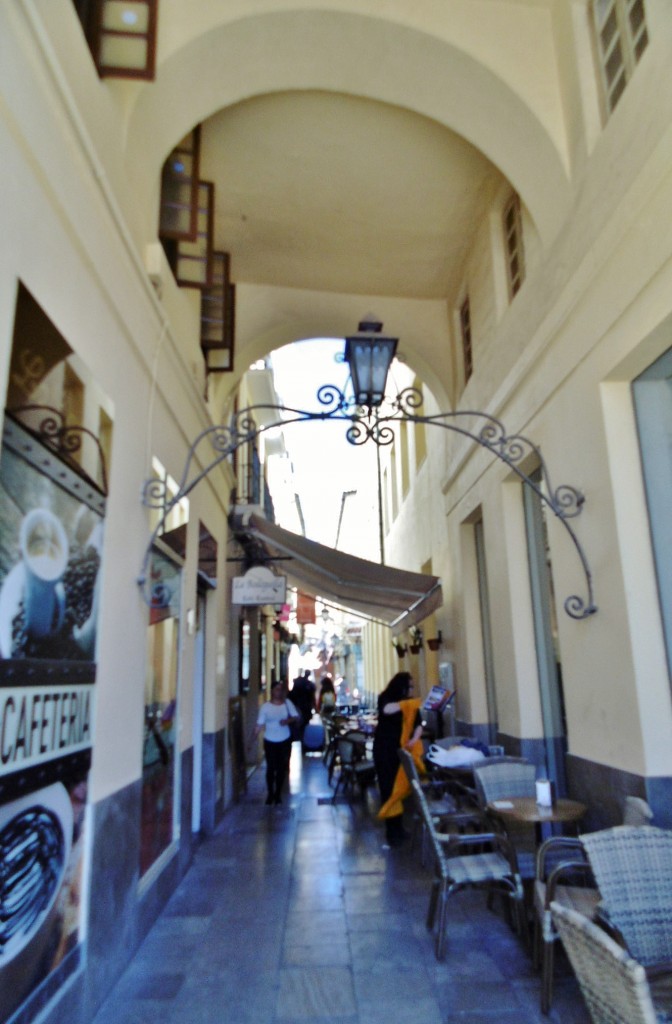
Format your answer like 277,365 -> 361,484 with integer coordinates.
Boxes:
91,748 -> 590,1024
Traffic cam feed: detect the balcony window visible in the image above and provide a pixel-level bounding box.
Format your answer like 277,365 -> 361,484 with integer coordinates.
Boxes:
503,194 -> 525,300
201,251 -> 235,374
159,128 -> 201,242
592,0 -> 648,113
73,0 -> 159,80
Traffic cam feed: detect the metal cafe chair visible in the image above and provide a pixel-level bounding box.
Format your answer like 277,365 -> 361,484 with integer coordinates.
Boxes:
409,777 -> 525,961
331,734 -> 376,803
551,901 -> 672,1024
398,748 -> 483,863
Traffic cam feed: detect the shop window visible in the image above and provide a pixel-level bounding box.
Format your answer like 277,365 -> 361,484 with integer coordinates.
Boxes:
141,548 -> 181,877
592,0 -> 648,113
460,296 -> 473,383
503,194 -> 525,300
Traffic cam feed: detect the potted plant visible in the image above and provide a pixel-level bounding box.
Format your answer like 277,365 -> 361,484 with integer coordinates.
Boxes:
393,640 -> 408,658
427,630 -> 443,652
409,628 -> 423,654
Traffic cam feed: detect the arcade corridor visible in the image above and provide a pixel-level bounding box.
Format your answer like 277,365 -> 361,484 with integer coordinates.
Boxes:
90,751 -> 589,1024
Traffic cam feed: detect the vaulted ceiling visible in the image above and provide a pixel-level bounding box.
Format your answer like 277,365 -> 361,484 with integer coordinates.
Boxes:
121,2 -> 574,404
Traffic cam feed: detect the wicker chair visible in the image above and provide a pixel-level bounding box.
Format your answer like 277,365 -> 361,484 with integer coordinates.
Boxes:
533,836 -> 600,1013
551,901 -> 672,1024
581,825 -> 672,975
409,777 -> 525,960
533,797 -> 655,1014
473,760 -> 538,879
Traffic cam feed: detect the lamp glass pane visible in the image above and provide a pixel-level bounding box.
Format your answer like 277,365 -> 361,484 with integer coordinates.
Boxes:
348,338 -> 396,405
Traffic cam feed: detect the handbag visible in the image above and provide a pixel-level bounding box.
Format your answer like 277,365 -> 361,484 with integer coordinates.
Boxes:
285,702 -> 302,742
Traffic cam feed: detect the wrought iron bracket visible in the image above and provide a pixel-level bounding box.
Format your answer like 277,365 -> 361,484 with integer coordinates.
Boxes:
138,385 -> 597,619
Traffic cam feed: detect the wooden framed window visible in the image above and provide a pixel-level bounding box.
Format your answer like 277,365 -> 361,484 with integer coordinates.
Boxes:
503,194 -> 525,300
592,0 -> 648,113
74,1 -> 159,79
460,296 -> 473,382
159,127 -> 201,241
165,181 -> 214,290
201,252 -> 236,373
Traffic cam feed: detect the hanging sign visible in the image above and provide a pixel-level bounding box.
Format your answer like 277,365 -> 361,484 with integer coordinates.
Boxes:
232,566 -> 286,605
296,592 -> 316,625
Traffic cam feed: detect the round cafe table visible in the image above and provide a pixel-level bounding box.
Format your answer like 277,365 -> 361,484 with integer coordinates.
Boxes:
487,796 -> 587,843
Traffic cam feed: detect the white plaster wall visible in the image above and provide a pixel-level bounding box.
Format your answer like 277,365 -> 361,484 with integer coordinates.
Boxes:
0,5 -> 234,804
383,1 -> 672,777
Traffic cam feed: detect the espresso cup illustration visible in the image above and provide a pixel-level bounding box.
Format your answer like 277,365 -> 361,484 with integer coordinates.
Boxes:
19,509 -> 69,639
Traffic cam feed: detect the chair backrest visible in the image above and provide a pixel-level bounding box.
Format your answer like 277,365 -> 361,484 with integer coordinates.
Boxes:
399,747 -> 421,787
336,737 -> 357,766
580,825 -> 672,967
409,778 -> 450,879
551,901 -> 659,1024
342,730 -> 368,762
472,761 -> 537,806
622,796 -> 654,826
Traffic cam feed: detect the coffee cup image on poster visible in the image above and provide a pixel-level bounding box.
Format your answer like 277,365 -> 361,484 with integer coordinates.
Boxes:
0,444 -> 103,661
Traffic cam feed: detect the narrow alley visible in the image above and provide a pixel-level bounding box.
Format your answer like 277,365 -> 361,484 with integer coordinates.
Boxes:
90,751 -> 590,1024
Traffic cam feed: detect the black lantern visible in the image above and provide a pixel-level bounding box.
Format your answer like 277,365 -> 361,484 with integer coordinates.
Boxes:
344,316 -> 398,409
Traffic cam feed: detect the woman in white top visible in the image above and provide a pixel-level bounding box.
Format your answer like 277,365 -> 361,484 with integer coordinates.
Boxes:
252,681 -> 300,805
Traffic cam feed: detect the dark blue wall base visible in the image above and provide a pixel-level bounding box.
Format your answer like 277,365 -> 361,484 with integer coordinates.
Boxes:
567,752 -> 672,831
34,744 -> 208,1024
455,722 -> 672,831
200,728 -> 226,835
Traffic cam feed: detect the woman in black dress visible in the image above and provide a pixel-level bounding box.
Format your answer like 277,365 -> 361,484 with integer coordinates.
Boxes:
373,671 -> 422,846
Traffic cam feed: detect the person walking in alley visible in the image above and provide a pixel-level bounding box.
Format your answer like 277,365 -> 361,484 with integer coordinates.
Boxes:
290,669 -> 316,748
252,681 -> 300,804
373,671 -> 423,847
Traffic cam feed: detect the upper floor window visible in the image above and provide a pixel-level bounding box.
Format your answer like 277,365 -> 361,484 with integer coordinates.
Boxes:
592,0 -> 648,113
459,297 -> 473,383
503,194 -> 525,300
73,0 -> 159,80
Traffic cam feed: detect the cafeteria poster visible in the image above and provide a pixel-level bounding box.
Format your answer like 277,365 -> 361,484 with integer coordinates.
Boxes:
0,416 -> 104,1022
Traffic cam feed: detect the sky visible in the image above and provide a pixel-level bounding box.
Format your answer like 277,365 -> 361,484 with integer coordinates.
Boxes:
269,338 -> 379,553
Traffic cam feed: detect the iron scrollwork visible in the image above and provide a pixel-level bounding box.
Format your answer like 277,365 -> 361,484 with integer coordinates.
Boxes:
139,385 -> 596,619
8,405 -> 108,495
